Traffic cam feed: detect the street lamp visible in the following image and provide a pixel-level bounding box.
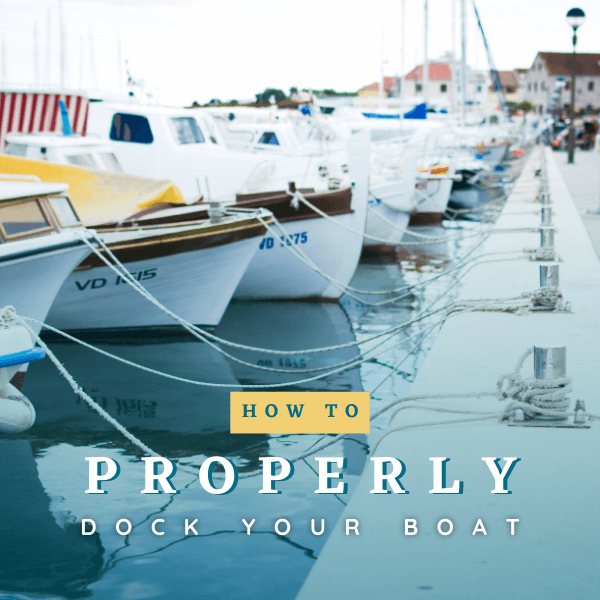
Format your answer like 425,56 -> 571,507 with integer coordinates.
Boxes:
566,7 -> 585,164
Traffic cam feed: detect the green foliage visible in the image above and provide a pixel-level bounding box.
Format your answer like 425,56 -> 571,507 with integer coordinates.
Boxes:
256,88 -> 287,104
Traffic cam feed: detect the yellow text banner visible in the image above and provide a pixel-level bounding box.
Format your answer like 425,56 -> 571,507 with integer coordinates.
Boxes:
230,392 -> 370,434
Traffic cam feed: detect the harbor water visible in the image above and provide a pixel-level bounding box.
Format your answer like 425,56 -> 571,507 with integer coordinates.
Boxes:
4,157 -> 526,600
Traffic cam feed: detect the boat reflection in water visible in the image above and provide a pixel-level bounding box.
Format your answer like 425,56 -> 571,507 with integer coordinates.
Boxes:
14,301 -> 367,600
0,440 -> 104,599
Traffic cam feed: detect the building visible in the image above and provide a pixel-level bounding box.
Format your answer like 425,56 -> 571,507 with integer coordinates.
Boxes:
357,61 -> 491,111
403,63 -> 452,99
489,70 -> 521,106
357,77 -> 400,99
522,52 -> 600,115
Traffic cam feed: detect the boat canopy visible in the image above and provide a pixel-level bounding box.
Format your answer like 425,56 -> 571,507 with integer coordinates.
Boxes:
0,181 -> 69,201
0,156 -> 185,225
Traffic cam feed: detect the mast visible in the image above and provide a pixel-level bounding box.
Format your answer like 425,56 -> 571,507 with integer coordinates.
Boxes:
45,8 -> 51,86
379,26 -> 385,108
88,23 -> 98,90
34,21 -> 40,87
460,0 -> 467,126
451,0 -> 456,114
58,0 -> 66,88
423,0 -> 429,108
400,0 -> 405,128
1,37 -> 6,87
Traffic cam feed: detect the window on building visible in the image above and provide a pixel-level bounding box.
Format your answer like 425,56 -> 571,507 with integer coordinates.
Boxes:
538,63 -> 542,71
440,84 -> 447,93
169,117 -> 205,144
588,81 -> 594,92
541,82 -> 546,91
416,84 -> 422,93
565,82 -> 570,91
534,83 -> 538,92
506,86 -> 516,94
528,83 -> 531,92
539,105 -> 543,114
110,113 -> 154,144
477,86 -> 482,92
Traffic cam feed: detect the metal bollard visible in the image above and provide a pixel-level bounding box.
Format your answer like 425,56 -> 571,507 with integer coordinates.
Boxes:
541,206 -> 552,224
540,263 -> 559,288
534,345 -> 566,380
540,226 -> 555,248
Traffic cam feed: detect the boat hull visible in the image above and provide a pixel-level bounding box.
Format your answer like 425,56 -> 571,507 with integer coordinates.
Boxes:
47,235 -> 260,332
0,238 -> 90,335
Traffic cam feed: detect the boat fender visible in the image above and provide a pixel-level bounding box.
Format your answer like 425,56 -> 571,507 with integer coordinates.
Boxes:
0,324 -> 46,433
0,383 -> 36,433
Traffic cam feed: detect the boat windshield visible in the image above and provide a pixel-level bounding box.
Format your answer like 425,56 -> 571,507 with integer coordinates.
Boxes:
48,196 -> 81,227
99,152 -> 124,173
169,117 -> 205,144
0,199 -> 52,240
66,153 -> 98,168
4,143 -> 28,157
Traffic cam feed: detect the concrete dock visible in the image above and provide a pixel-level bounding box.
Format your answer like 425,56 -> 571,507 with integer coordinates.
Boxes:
296,147 -> 600,599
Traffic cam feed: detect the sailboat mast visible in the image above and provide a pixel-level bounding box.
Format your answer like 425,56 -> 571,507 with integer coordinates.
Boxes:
58,0 -> 66,88
400,0 -> 405,128
34,21 -> 40,87
423,0 -> 429,109
460,0 -> 467,126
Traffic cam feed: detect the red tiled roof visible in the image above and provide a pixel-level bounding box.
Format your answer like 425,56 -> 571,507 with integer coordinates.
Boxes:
536,52 -> 600,76
405,63 -> 452,81
360,76 -> 400,92
497,71 -> 518,87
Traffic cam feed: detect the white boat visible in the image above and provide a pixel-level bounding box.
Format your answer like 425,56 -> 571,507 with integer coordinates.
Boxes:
85,101 -> 348,200
0,179 -> 94,388
0,180 -> 93,333
47,208 -> 272,333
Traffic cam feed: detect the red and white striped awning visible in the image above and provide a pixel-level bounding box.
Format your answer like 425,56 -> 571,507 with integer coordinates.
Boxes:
0,92 -> 89,149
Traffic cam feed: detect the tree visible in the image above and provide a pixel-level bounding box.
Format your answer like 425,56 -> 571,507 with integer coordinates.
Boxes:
518,100 -> 534,114
257,88 -> 287,104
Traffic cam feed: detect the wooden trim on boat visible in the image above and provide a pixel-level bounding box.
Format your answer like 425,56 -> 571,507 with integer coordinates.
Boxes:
408,212 -> 444,227
76,216 -> 268,269
116,187 -> 353,228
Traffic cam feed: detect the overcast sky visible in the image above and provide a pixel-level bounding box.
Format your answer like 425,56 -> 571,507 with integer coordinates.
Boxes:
0,0 -> 598,104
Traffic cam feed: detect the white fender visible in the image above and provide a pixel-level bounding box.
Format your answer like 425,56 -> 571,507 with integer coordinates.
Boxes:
0,383 -> 36,433
0,323 -> 41,433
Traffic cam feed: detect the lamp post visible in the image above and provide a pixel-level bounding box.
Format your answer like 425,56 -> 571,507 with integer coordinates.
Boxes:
566,8 -> 585,164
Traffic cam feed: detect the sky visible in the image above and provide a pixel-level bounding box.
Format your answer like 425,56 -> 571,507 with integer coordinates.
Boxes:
0,0 -> 598,105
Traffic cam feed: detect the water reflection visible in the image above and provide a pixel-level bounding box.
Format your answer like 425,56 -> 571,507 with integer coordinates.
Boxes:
0,440 -> 104,599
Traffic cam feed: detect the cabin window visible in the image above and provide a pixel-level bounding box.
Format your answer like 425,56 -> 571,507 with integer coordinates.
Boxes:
257,132 -> 279,145
48,196 -> 81,227
0,199 -> 52,239
4,143 -> 27,157
99,152 -> 124,172
66,153 -> 97,168
169,117 -> 205,144
110,113 -> 154,144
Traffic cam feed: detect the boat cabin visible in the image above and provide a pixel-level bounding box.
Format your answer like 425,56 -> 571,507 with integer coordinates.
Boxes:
4,134 -> 124,173
0,179 -> 82,244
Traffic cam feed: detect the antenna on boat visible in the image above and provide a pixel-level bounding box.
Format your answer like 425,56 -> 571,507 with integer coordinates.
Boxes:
59,100 -> 73,136
423,0 -> 429,110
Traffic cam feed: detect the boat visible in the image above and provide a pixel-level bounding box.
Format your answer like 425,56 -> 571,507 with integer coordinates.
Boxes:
47,207 -> 272,333
0,178 -> 94,387
3,131 -> 370,301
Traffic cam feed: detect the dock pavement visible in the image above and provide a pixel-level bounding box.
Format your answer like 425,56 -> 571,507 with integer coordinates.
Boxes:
295,146 -> 600,600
